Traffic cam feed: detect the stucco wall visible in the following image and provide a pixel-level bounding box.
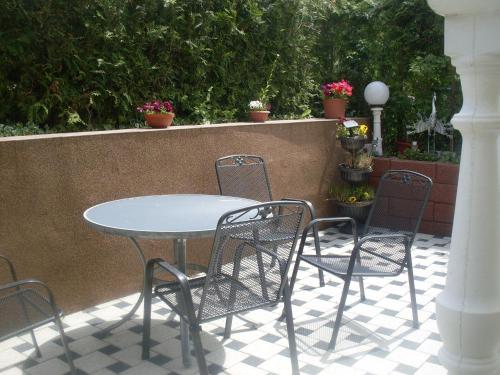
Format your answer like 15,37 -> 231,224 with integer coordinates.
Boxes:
0,118 -> 359,312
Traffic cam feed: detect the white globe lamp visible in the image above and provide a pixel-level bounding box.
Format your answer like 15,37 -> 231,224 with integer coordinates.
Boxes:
364,81 -> 390,156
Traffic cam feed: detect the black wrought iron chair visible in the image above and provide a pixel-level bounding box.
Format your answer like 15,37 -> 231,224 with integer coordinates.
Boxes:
289,170 -> 433,350
215,154 -> 324,287
0,254 -> 76,374
142,201 -> 306,375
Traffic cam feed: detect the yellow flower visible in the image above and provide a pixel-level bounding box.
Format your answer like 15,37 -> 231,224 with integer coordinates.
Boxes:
362,192 -> 371,200
347,196 -> 357,203
358,124 -> 368,135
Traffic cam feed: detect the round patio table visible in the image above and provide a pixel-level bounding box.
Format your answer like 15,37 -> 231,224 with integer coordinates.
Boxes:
83,194 -> 259,366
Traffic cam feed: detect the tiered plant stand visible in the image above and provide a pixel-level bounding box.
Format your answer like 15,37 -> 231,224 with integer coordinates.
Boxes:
336,136 -> 373,234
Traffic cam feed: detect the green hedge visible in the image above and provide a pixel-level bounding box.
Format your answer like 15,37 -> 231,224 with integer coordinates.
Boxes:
0,0 -> 461,149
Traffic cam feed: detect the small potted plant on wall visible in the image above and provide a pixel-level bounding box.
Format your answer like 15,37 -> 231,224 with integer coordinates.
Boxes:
321,79 -> 353,119
137,100 -> 175,128
249,54 -> 280,123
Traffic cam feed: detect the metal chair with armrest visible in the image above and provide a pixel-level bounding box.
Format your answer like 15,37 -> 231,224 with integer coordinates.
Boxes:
288,170 -> 433,350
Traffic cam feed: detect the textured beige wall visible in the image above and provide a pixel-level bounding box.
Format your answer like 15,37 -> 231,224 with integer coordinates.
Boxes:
0,118 -> 364,312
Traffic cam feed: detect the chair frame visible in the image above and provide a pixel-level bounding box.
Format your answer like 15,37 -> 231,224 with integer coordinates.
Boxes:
215,154 -> 324,287
289,170 -> 432,350
142,201 -> 304,375
0,255 -> 76,374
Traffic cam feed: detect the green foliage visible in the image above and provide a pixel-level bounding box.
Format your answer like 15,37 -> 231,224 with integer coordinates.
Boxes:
330,184 -> 375,203
0,0 -> 461,139
399,148 -> 460,164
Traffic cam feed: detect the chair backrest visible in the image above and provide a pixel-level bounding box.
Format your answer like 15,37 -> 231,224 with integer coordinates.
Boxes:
365,170 -> 433,245
215,155 -> 273,202
197,201 -> 305,321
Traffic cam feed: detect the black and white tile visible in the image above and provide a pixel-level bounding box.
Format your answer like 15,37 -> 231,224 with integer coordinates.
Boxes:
1,228 -> 450,375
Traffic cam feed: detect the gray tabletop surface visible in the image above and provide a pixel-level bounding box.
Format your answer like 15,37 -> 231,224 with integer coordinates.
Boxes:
83,194 -> 259,239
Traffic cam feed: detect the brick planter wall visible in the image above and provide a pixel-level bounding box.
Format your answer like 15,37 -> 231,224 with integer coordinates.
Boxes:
371,157 -> 459,236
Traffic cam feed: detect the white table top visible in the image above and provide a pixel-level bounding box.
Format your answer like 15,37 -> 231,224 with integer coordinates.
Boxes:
83,194 -> 259,239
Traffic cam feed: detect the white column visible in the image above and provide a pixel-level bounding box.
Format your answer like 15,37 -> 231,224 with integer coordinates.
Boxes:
426,1 -> 500,374
371,107 -> 383,156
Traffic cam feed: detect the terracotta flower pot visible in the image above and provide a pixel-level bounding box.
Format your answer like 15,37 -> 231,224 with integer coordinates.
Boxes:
249,111 -> 270,122
144,113 -> 175,128
323,98 -> 347,119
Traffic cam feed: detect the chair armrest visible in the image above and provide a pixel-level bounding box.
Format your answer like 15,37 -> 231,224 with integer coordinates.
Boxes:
0,254 -> 17,282
145,259 -> 197,322
281,198 -> 317,220
302,217 -> 358,241
0,278 -> 58,308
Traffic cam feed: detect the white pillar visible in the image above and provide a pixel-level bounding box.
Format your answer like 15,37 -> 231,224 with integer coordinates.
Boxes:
371,107 -> 383,156
426,1 -> 500,374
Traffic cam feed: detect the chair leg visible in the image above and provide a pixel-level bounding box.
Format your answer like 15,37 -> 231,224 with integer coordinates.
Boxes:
406,256 -> 419,328
312,224 -> 325,287
224,315 -> 233,339
358,276 -> 366,302
53,315 -> 77,375
283,283 -> 300,375
278,249 -> 303,322
190,324 -> 209,375
29,330 -> 41,358
141,262 -> 154,360
329,276 -> 352,351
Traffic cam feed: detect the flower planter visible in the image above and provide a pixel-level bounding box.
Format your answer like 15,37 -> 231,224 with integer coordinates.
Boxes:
334,200 -> 373,222
338,164 -> 372,183
144,113 -> 175,128
249,111 -> 270,122
340,136 -> 366,153
322,98 -> 347,119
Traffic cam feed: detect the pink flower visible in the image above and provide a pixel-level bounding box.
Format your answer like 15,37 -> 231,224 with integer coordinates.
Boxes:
321,80 -> 353,99
137,100 -> 175,114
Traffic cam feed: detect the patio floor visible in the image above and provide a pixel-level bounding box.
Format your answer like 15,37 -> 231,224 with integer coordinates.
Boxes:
1,227 -> 450,375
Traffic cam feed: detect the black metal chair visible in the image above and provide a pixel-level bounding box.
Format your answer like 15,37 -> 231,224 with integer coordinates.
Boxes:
142,201 -> 306,375
0,255 -> 76,374
215,154 -> 324,287
289,170 -> 433,350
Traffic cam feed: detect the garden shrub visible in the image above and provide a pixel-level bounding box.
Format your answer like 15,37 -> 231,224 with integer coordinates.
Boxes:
0,0 -> 461,147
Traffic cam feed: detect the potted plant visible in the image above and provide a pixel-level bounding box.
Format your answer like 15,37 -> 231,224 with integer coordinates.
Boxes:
321,79 -> 353,119
249,54 -> 279,123
336,120 -> 373,182
329,184 -> 375,222
248,100 -> 271,122
137,100 -> 175,128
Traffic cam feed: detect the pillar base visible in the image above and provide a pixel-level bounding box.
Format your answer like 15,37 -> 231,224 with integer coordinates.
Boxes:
436,294 -> 500,375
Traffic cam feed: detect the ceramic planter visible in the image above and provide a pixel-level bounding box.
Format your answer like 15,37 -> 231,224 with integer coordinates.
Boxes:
338,164 -> 372,183
144,113 -> 175,128
339,136 -> 367,153
322,98 -> 347,119
334,200 -> 373,222
249,111 -> 270,122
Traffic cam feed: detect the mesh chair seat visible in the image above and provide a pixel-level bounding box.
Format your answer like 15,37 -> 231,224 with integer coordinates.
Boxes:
155,275 -> 272,322
0,287 -> 61,339
300,254 -> 401,277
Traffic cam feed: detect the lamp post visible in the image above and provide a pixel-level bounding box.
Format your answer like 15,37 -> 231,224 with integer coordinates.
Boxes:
364,81 -> 389,156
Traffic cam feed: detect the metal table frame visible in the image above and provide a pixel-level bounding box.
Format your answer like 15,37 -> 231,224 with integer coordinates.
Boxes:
83,194 -> 258,367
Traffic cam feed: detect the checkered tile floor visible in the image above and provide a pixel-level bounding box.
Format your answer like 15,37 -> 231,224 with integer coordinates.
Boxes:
1,228 -> 450,375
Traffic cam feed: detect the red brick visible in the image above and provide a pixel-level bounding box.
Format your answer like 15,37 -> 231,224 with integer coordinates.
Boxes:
390,159 -> 436,180
368,176 -> 380,189
435,163 -> 460,185
418,220 -> 452,236
430,183 -> 457,204
423,201 -> 434,221
372,157 -> 391,177
434,203 -> 455,223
